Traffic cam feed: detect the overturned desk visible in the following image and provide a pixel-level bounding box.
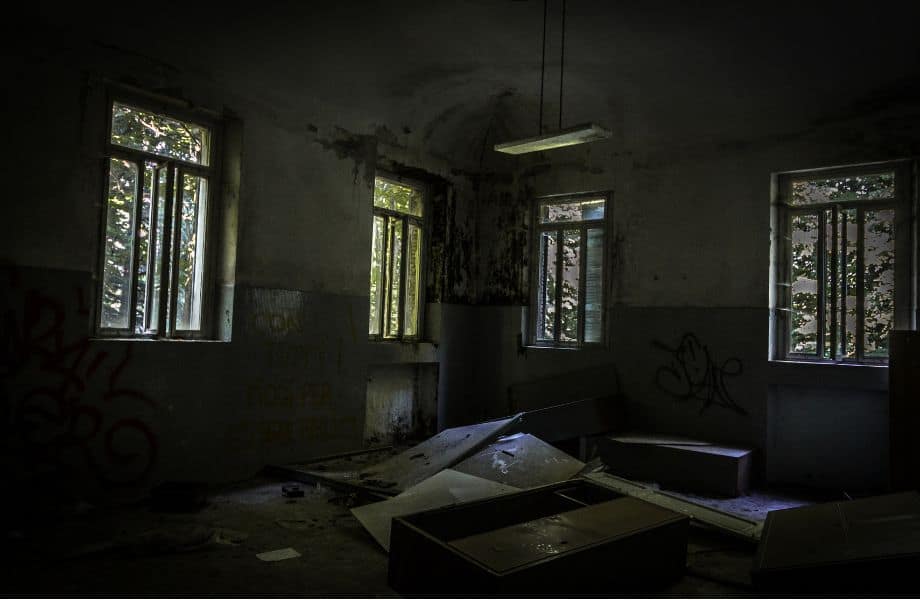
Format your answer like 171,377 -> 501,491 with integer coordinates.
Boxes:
388,479 -> 689,595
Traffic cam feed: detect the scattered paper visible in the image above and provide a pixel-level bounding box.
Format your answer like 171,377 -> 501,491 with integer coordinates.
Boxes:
256,547 -> 301,562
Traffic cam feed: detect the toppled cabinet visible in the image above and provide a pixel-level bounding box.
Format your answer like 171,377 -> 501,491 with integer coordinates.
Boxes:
598,434 -> 753,496
388,479 -> 689,595
753,491 -> 920,594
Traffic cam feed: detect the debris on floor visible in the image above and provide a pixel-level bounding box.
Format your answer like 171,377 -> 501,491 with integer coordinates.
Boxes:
278,414 -> 522,495
350,469 -> 519,551
388,478 -> 688,595
596,432 -> 753,496
281,484 -> 304,498
263,399 -> 883,595
256,547 -> 302,562
752,491 -> 920,593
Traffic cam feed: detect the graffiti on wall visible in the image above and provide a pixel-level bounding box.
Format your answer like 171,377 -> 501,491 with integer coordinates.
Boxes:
652,333 -> 747,416
1,275 -> 158,486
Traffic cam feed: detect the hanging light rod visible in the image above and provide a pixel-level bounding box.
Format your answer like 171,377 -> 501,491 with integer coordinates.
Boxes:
494,0 -> 611,155
494,122 -> 611,155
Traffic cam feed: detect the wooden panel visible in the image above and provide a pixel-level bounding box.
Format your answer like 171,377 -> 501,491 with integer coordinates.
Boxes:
753,492 -> 920,593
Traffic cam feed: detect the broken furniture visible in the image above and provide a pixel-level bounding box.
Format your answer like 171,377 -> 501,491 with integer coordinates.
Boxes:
274,415 -> 521,496
597,433 -> 753,496
350,469 -> 519,551
452,432 -> 585,488
752,491 -> 920,593
388,479 -> 689,595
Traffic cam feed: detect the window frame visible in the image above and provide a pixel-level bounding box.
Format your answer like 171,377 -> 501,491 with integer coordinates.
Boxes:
528,190 -> 610,349
94,88 -> 223,340
368,172 -> 428,343
772,159 -> 915,364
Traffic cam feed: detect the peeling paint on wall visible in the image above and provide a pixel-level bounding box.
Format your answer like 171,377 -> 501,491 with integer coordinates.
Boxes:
313,127 -> 377,188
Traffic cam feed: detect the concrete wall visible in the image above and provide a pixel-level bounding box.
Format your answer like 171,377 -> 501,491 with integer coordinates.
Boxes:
453,94 -> 919,492
3,2 -> 919,499
0,13 -> 485,500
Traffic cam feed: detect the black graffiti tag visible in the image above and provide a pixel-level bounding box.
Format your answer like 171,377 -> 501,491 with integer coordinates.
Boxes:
653,333 -> 746,415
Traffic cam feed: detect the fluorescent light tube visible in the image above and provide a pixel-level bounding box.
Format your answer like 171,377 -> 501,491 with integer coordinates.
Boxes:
493,123 -> 611,155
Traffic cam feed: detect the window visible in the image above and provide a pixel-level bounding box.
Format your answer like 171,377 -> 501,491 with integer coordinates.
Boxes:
368,176 -> 425,340
530,193 -> 608,347
96,98 -> 219,338
773,162 -> 914,363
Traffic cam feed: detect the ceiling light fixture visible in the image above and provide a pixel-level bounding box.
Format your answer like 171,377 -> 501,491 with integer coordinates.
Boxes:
494,0 -> 611,155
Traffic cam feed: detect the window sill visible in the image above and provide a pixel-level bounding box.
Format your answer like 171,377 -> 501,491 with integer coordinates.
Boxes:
90,337 -> 228,343
769,359 -> 887,369
523,344 -> 607,352
767,359 -> 888,391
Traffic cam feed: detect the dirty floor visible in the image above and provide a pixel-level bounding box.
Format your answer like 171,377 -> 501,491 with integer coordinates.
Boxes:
6,475 -> 758,597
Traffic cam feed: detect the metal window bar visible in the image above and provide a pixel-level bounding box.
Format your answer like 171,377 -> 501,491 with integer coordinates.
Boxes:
144,164 -> 161,332
840,207 -> 849,360
816,210 -> 827,359
781,204 -> 792,355
856,206 -> 866,362
167,167 -> 185,337
375,213 -> 389,339
156,164 -> 176,338
126,159 -> 145,336
553,229 -> 563,344
385,216 -> 397,338
538,231 -> 549,341
829,206 -> 838,360
403,219 -> 422,342
397,216 -> 408,339
577,224 -> 588,344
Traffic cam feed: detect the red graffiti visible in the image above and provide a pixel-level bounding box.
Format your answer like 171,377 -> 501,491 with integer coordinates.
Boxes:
1,277 -> 158,487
